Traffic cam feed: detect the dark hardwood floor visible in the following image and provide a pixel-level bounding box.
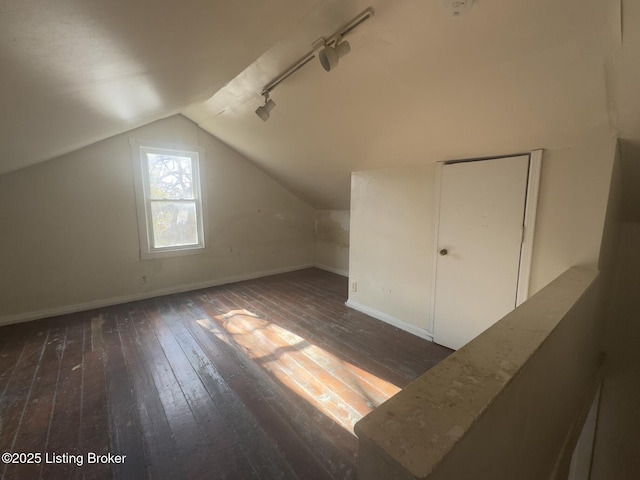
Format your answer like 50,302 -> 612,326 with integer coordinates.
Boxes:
0,268 -> 452,480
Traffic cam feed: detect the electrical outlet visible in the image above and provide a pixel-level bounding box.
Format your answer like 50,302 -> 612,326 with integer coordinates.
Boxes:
140,275 -> 148,285
351,281 -> 357,292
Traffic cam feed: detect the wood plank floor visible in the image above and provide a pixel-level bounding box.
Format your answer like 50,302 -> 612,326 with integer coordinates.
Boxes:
0,268 -> 452,480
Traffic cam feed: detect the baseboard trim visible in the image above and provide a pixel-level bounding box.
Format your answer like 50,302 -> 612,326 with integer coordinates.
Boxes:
0,263 -> 314,327
314,263 -> 349,277
345,299 -> 433,341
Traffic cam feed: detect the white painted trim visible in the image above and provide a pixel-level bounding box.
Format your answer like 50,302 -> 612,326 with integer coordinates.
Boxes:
129,138 -> 208,261
345,299 -> 433,341
314,263 -> 349,277
0,263 -> 314,327
516,149 -> 543,306
427,162 -> 445,336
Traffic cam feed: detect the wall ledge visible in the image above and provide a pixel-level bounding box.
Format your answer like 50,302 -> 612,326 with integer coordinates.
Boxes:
355,267 -> 601,480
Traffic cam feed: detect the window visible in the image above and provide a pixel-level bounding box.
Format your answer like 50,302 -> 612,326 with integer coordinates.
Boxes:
132,141 -> 205,259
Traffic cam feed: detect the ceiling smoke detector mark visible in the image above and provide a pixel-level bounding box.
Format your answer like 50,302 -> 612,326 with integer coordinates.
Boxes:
443,0 -> 474,17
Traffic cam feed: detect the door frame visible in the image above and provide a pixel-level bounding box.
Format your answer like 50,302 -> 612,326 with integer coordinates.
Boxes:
427,149 -> 543,337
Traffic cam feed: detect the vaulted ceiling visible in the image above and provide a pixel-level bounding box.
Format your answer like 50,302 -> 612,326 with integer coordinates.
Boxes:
1,0 -> 638,209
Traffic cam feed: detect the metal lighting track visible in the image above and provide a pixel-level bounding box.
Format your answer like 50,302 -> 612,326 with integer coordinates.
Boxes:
260,7 -> 374,96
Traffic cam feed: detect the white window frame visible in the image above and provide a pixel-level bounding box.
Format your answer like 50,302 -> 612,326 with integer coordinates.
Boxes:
130,139 -> 206,260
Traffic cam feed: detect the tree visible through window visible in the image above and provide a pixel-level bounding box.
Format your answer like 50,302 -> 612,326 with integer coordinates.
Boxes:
132,142 -> 205,258
147,152 -> 198,247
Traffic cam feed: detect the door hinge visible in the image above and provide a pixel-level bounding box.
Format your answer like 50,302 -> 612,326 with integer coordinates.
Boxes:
520,225 -> 526,243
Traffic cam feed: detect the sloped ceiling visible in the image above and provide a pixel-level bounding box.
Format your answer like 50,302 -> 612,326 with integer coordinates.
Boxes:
1,0 -> 637,209
0,0 -> 317,172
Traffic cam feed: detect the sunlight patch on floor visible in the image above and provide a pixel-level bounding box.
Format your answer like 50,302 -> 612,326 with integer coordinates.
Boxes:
196,309 -> 401,433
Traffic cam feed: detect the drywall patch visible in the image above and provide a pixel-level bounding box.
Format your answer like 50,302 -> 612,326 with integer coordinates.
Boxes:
329,210 -> 350,230
315,210 -> 350,275
315,210 -> 350,249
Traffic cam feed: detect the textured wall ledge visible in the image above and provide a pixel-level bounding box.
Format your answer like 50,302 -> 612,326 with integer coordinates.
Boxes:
355,267 -> 602,480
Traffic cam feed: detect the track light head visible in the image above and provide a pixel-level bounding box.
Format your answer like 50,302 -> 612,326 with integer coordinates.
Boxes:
255,95 -> 276,121
319,40 -> 351,72
254,8 -> 373,123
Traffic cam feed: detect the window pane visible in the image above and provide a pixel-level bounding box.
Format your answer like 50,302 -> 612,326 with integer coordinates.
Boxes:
150,201 -> 199,248
147,153 -> 194,200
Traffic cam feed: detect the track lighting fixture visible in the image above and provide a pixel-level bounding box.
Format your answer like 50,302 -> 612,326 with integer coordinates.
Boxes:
255,93 -> 276,121
254,7 -> 374,121
319,37 -> 351,72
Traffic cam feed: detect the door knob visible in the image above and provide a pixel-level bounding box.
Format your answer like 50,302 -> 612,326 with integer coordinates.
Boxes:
439,249 -> 448,256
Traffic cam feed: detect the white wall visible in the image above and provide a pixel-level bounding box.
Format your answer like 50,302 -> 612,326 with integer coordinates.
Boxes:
0,115 -> 316,323
591,139 -> 640,479
528,139 -> 618,295
314,210 -> 350,276
591,223 -> 640,479
348,165 -> 436,336
348,134 -> 616,337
